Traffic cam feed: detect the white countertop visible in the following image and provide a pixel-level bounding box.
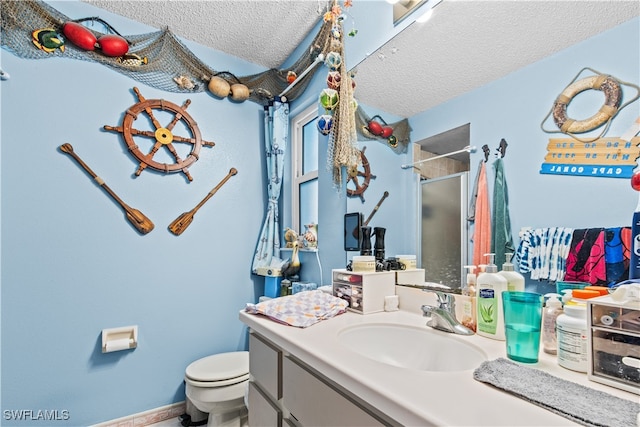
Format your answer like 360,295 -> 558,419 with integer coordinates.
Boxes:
239,286 -> 638,426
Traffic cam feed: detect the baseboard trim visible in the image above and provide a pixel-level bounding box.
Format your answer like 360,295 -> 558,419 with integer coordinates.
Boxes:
93,401 -> 186,427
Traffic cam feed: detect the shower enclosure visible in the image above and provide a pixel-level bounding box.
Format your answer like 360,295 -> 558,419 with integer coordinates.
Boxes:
420,172 -> 469,290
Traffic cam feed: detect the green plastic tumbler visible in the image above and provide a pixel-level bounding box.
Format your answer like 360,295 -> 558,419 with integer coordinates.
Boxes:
502,291 -> 543,363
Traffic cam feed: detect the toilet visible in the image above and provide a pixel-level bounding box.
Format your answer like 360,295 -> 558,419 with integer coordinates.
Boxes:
184,351 -> 249,427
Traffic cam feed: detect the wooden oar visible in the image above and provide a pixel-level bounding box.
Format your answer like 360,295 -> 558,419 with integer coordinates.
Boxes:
59,143 -> 155,235
363,191 -> 389,226
168,168 -> 237,235
352,191 -> 389,239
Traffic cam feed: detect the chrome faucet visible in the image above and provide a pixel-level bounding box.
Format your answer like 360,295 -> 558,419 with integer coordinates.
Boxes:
421,290 -> 474,335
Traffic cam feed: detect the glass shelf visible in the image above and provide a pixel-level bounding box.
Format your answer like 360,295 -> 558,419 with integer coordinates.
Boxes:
281,247 -> 318,252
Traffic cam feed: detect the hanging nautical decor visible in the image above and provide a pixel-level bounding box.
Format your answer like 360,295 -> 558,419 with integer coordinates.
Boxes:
320,0 -> 361,190
31,28 -> 65,53
326,71 -> 341,90
541,67 -> 640,143
204,72 -> 251,102
61,17 -> 130,57
118,53 -> 148,67
354,106 -> 411,154
317,114 -> 334,135
319,88 -> 340,111
346,146 -> 376,202
58,143 -> 155,235
103,87 -> 216,182
3,0 -> 337,104
540,136 -> 640,179
324,51 -> 343,70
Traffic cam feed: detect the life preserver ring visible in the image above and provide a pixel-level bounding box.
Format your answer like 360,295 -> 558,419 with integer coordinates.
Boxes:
552,74 -> 622,134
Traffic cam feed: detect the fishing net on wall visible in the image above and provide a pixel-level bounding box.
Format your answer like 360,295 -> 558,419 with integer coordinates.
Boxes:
1,0 -> 333,105
354,106 -> 412,154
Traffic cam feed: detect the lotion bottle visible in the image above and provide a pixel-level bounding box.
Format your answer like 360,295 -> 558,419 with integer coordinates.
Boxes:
476,253 -> 508,340
498,252 -> 525,292
541,293 -> 562,354
461,265 -> 477,332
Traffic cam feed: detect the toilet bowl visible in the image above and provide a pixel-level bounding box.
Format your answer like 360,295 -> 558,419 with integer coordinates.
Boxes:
184,351 -> 249,427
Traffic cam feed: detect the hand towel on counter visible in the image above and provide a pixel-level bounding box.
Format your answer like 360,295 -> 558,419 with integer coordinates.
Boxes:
245,290 -> 348,328
473,358 -> 639,427
491,157 -> 514,267
565,228 -> 606,285
472,161 -> 492,267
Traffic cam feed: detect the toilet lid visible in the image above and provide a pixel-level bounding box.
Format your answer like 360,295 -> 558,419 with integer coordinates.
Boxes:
185,351 -> 249,382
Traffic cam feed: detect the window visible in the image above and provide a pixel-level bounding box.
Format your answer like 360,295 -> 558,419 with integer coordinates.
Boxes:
292,104 -> 319,234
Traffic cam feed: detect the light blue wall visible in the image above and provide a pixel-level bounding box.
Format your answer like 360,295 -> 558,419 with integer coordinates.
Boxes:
1,2 -> 269,425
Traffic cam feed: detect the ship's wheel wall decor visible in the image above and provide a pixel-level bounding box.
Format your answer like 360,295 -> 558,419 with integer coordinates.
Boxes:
346,146 -> 376,202
104,87 -> 215,182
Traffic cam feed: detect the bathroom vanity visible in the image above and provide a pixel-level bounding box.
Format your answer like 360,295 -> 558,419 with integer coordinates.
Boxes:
240,287 -> 638,426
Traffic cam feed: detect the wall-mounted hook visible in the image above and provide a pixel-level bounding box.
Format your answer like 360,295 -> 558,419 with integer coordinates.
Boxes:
497,138 -> 508,158
482,144 -> 490,162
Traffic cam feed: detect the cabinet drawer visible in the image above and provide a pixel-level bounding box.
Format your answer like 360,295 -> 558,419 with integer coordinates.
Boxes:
248,382 -> 281,427
249,332 -> 281,399
282,356 -> 384,426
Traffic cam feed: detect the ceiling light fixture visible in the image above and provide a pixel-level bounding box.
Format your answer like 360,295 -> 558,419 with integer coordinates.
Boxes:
416,8 -> 434,23
415,0 -> 442,23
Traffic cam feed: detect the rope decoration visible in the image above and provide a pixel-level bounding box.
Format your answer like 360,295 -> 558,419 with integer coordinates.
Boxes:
322,1 -> 360,190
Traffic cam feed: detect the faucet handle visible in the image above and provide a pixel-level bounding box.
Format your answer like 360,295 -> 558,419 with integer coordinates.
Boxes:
423,289 -> 455,312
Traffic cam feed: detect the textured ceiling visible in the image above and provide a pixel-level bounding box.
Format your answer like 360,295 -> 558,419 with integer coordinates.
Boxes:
82,0 -> 324,69
82,0 -> 639,155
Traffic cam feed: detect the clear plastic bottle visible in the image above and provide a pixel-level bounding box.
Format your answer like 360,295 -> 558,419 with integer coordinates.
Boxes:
541,293 -> 562,355
498,252 -> 525,292
461,265 -> 477,332
476,254 -> 508,341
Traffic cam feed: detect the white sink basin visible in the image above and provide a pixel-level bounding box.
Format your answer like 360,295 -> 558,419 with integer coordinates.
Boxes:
338,323 -> 487,372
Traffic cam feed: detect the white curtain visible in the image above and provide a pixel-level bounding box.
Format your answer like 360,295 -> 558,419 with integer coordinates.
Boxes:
252,99 -> 289,272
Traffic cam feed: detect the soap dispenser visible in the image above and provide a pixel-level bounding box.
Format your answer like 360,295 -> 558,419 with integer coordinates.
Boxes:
461,265 -> 477,332
498,252 -> 525,292
542,293 -> 563,355
476,253 -> 508,340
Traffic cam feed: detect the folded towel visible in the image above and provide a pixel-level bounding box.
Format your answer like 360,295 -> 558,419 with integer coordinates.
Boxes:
473,358 -> 639,427
246,290 -> 348,328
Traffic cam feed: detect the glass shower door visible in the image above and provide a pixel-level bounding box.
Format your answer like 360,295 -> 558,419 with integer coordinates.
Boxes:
420,172 -> 469,289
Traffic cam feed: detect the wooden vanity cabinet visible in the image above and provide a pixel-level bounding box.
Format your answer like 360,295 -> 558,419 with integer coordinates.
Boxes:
248,330 -> 390,427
